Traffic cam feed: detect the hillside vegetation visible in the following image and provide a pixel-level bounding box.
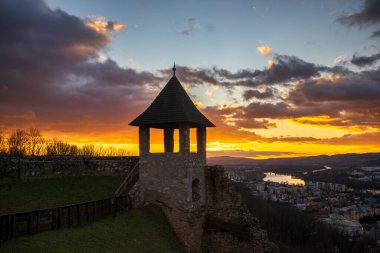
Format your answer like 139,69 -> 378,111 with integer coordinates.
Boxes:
0,176 -> 124,214
0,206 -> 185,253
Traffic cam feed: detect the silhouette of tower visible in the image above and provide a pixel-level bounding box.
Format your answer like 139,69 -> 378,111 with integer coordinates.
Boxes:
129,65 -> 214,250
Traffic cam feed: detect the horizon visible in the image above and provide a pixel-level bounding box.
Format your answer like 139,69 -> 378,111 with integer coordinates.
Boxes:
1,0 -> 380,159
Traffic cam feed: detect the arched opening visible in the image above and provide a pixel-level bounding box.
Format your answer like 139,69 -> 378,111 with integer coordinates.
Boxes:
192,178 -> 200,202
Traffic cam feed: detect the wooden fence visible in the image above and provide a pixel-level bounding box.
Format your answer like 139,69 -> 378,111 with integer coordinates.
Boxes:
0,196 -> 130,241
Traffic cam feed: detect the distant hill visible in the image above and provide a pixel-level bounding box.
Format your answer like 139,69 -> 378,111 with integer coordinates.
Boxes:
207,156 -> 258,166
207,153 -> 380,167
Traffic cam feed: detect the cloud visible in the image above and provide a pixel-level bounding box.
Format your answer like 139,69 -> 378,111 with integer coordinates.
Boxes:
333,55 -> 346,65
202,105 -> 277,130
338,0 -> 380,26
257,45 -> 272,56
161,53 -> 378,130
207,150 -> 299,158
371,29 -> 380,38
351,52 -> 380,67
176,18 -> 215,36
177,18 -> 201,36
243,88 -> 274,100
162,55 -> 345,89
0,0 -> 158,136
85,16 -> 125,34
264,132 -> 380,146
337,0 -> 380,39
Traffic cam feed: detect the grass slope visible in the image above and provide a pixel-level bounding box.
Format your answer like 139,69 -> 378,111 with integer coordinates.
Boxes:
0,176 -> 124,214
0,206 -> 186,253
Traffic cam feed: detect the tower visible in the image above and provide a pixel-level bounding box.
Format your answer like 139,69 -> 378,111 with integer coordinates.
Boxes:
129,65 -> 214,250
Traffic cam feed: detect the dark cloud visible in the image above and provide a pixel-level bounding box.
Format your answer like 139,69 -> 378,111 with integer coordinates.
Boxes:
243,88 -> 274,100
351,52 -> 380,67
208,150 -> 300,158
236,119 -> 277,129
264,136 -> 319,143
338,0 -> 380,26
253,55 -> 324,85
202,105 -> 277,130
258,70 -> 380,128
371,30 -> 380,38
322,132 -> 380,146
0,0 -> 158,134
177,18 -> 215,36
163,55 -> 346,89
290,75 -> 380,103
264,132 -> 380,146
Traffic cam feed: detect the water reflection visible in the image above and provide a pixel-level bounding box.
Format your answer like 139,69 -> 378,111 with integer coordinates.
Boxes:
263,172 -> 305,186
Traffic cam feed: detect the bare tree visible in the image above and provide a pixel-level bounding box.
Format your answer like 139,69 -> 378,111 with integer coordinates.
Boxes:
69,145 -> 78,156
0,130 -> 6,155
8,129 -> 29,156
46,139 -> 77,156
28,127 -> 44,156
80,144 -> 95,156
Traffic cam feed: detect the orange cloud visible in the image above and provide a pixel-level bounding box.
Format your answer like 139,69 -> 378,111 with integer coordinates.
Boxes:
85,16 -> 125,34
257,45 -> 272,56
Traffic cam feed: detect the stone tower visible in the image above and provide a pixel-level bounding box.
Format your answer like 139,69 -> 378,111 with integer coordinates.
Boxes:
129,65 -> 214,251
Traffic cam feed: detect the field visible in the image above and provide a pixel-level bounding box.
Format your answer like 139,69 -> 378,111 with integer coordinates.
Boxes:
0,176 -> 185,252
0,176 -> 124,214
0,206 -> 186,253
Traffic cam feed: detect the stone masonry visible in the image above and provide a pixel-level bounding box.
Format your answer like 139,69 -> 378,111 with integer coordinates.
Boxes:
0,156 -> 138,180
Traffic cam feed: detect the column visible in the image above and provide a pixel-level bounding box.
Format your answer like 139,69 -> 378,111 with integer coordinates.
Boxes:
139,127 -> 150,154
179,124 -> 190,153
197,127 -> 206,158
164,128 -> 174,152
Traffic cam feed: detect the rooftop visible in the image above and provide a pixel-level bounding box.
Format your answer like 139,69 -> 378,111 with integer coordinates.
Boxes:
129,65 -> 215,128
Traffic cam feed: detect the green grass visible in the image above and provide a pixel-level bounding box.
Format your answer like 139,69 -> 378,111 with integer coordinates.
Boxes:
0,176 -> 124,214
0,206 -> 186,253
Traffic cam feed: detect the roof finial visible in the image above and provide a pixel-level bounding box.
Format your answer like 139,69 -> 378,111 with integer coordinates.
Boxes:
172,62 -> 176,76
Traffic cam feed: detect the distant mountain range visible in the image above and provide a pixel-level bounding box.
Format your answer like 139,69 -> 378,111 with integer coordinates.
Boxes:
207,153 -> 380,167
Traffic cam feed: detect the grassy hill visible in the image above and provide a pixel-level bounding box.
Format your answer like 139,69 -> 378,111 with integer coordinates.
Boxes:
0,206 -> 186,253
0,176 -> 124,214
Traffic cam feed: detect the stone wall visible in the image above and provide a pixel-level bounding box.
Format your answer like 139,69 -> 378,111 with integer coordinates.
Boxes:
0,156 -> 138,180
139,151 -> 206,252
202,165 -> 278,253
139,152 -> 206,210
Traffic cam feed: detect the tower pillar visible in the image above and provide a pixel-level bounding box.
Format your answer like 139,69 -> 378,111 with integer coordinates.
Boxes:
164,128 -> 174,152
139,127 -> 150,154
197,126 -> 206,160
179,124 -> 190,153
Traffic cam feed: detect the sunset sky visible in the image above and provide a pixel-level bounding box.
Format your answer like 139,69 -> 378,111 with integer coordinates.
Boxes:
0,0 -> 380,158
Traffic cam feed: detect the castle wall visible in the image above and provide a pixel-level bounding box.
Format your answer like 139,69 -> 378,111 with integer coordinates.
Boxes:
0,156 -> 138,180
139,152 -> 206,252
139,152 -> 205,210
202,165 -> 278,253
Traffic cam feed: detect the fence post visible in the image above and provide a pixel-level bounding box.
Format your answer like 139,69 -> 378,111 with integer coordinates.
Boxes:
93,201 -> 96,220
36,210 -> 40,233
57,207 -> 61,230
27,212 -> 32,235
9,214 -> 14,239
85,203 -> 89,222
67,207 -> 71,228
52,208 -> 56,229
77,205 -> 81,225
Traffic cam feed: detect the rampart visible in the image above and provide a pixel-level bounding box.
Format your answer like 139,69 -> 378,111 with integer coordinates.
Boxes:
0,156 -> 138,180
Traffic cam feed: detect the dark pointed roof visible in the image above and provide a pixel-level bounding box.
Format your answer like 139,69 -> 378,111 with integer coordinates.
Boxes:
129,71 -> 215,128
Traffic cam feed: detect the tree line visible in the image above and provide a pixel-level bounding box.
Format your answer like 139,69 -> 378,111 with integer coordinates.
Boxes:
0,128 -> 133,157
